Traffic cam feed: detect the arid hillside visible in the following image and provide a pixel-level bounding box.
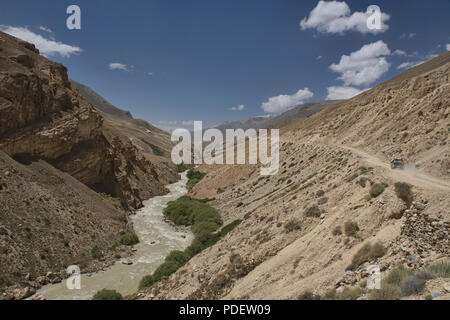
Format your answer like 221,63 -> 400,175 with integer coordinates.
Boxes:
0,31 -> 176,298
71,80 -> 179,185
142,53 -> 449,300
0,150 -> 134,298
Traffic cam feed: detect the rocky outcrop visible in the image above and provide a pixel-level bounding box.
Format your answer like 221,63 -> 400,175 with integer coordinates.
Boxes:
0,31 -> 168,209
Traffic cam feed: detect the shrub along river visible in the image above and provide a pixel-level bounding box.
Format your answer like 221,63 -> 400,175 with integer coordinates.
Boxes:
33,172 -> 193,300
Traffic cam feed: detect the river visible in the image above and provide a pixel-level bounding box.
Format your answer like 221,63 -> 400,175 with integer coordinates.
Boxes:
34,171 -> 193,300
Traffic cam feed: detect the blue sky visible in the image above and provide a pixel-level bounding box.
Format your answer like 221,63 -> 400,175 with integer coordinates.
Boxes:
1,0 -> 449,131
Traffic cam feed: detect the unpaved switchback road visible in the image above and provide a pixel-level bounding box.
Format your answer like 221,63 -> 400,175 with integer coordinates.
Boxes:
338,145 -> 450,192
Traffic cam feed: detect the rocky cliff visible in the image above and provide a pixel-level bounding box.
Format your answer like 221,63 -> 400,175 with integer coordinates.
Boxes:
0,31 -> 169,210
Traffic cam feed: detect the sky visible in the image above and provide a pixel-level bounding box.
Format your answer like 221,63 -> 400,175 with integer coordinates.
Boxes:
1,0 -> 449,131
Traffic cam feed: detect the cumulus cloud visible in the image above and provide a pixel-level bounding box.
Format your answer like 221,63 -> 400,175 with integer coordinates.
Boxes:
446,44 -> 450,51
230,104 -> 245,111
261,88 -> 313,113
0,25 -> 82,57
329,40 -> 391,86
109,63 -> 129,72
300,1 -> 389,35
326,86 -> 368,100
393,49 -> 407,56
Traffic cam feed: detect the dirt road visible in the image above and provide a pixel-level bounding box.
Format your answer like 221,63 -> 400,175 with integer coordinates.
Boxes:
339,145 -> 450,192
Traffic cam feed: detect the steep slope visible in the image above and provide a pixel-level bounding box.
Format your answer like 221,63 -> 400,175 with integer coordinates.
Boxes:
0,31 -> 170,210
283,52 -> 450,177
71,80 -> 133,119
71,80 -> 179,185
141,52 -> 449,300
0,150 -> 134,298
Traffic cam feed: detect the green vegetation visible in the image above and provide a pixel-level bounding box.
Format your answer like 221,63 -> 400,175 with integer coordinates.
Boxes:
92,289 -> 123,300
394,182 -> 413,206
347,242 -> 386,271
91,246 -> 103,260
163,196 -> 222,234
369,284 -> 402,300
218,219 -> 242,237
383,266 -> 414,287
138,275 -> 154,290
176,163 -> 187,173
370,262 -> 449,300
335,287 -> 364,300
140,250 -> 191,288
186,169 -> 206,191
140,139 -> 164,156
236,202 -> 244,208
0,227 -> 8,236
426,260 -> 450,278
139,197 -> 241,291
118,233 -> 139,246
369,183 -> 387,198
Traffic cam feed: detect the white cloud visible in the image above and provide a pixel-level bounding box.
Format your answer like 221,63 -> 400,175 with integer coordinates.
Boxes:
447,44 -> 450,51
39,26 -> 53,33
261,88 -> 314,113
397,53 -> 439,70
326,86 -> 368,100
316,55 -> 322,60
109,63 -> 129,72
0,25 -> 82,57
300,1 -> 389,35
393,49 -> 407,56
147,72 -> 154,76
400,33 -> 416,39
397,61 -> 423,70
230,104 -> 245,111
329,40 -> 391,86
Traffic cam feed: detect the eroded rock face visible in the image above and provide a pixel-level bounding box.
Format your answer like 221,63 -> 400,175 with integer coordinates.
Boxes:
0,31 -> 167,209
